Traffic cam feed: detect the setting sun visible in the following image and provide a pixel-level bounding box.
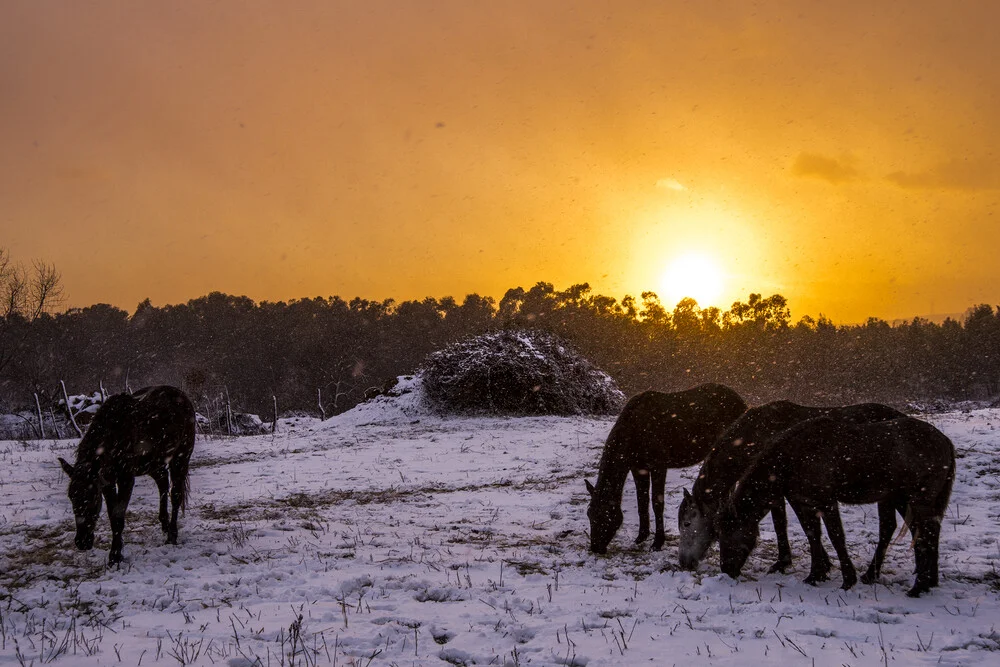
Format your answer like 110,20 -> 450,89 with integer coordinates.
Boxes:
659,253 -> 726,309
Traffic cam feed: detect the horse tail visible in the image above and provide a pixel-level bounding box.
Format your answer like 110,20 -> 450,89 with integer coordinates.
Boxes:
891,506 -> 913,548
894,440 -> 956,548
933,451 -> 956,521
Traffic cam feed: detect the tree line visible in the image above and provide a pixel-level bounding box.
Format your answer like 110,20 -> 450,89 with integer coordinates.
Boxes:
1,254 -> 998,420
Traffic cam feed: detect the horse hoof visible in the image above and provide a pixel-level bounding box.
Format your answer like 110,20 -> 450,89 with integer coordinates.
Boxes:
860,573 -> 877,586
841,578 -> 857,591
768,560 -> 791,574
907,581 -> 933,598
634,532 -> 649,545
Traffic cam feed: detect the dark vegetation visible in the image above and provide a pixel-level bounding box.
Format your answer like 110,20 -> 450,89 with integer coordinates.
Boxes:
421,329 -> 624,416
2,271 -> 999,424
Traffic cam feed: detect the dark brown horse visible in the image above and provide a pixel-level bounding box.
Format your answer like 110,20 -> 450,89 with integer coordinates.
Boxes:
58,386 -> 196,565
717,416 -> 955,597
584,384 -> 746,553
677,401 -> 904,572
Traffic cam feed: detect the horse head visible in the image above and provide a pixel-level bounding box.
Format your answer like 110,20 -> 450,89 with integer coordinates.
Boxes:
716,495 -> 759,579
585,479 -> 623,554
677,488 -> 715,570
58,457 -> 102,551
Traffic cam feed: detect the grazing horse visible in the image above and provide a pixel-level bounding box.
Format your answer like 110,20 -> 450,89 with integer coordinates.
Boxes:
717,416 -> 955,597
584,384 -> 746,553
58,386 -> 196,565
677,401 -> 904,572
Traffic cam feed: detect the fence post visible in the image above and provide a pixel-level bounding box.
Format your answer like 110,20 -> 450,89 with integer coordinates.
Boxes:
34,393 -> 45,439
272,395 -> 278,433
61,380 -> 83,438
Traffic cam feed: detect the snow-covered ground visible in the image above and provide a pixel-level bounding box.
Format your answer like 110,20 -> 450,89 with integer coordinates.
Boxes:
2,389 -> 1000,666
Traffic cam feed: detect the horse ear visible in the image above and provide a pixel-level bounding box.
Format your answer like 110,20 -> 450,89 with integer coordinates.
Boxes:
58,457 -> 75,476
683,487 -> 692,500
585,479 -> 596,497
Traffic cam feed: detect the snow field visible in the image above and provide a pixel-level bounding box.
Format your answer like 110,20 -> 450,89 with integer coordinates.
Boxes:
1,405 -> 999,665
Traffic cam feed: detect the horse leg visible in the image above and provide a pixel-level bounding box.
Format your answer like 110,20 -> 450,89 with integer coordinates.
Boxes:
632,468 -> 651,545
908,508 -> 942,597
650,467 -> 668,550
767,500 -> 794,573
819,504 -> 856,590
152,468 -> 170,534
167,457 -> 190,545
862,501 -> 898,585
105,476 -> 134,567
790,502 -> 831,584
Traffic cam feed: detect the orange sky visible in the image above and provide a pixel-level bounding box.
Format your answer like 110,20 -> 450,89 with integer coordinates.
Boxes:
1,1 -> 998,323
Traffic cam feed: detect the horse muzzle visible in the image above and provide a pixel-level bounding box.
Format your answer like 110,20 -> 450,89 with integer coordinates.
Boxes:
678,555 -> 699,571
75,533 -> 95,551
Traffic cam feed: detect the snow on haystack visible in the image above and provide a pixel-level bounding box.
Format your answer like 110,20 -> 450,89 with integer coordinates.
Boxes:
421,329 -> 625,416
325,374 -> 430,426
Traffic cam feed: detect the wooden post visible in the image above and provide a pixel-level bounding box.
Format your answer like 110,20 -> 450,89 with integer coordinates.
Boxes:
34,393 -> 45,439
61,380 -> 83,438
48,407 -> 59,439
224,387 -> 233,436
271,395 -> 278,433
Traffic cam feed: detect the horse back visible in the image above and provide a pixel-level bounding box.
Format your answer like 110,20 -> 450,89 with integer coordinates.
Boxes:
777,416 -> 955,507
79,386 -> 196,479
694,401 -> 904,505
606,384 -> 746,469
130,386 -> 196,471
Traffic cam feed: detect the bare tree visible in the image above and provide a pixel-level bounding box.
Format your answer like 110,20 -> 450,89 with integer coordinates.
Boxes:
0,247 -> 65,375
0,248 -> 64,320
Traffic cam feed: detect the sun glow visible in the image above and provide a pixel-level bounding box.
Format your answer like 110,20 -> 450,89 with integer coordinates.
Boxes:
659,253 -> 726,309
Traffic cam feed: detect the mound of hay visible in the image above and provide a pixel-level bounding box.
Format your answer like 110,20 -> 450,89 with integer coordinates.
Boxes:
421,330 -> 624,416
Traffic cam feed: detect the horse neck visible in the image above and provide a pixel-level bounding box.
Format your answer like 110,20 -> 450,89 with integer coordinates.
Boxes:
692,443 -> 748,517
75,430 -> 119,476
593,434 -> 631,504
732,457 -> 782,524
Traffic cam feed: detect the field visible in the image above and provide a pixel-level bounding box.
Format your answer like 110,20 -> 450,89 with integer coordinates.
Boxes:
2,391 -> 1000,666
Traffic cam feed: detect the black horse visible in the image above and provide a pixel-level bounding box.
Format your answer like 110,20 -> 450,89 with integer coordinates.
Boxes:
58,386 -> 196,565
677,401 -> 904,572
584,384 -> 747,553
717,416 -> 955,597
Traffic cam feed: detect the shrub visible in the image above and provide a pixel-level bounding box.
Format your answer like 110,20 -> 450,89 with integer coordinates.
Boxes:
421,330 -> 624,416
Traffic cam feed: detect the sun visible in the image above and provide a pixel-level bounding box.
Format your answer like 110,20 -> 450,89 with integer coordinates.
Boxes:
659,253 -> 726,308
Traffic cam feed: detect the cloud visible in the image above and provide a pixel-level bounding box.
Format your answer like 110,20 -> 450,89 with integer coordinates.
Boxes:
886,157 -> 1000,190
656,178 -> 687,192
791,153 -> 858,184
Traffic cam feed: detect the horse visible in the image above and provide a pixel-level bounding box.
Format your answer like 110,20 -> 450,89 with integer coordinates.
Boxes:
58,385 -> 197,566
716,415 -> 955,597
677,401 -> 904,572
584,383 -> 747,554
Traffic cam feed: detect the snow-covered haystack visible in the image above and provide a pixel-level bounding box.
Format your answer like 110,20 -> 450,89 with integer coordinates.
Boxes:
421,329 -> 625,416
